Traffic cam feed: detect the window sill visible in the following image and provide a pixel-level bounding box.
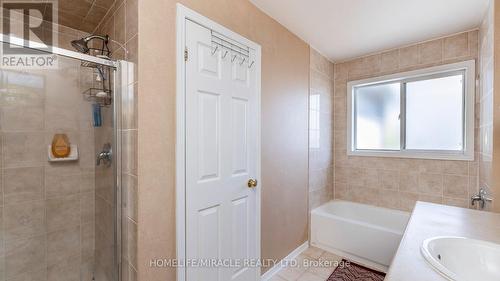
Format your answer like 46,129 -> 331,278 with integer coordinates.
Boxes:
347,149 -> 474,161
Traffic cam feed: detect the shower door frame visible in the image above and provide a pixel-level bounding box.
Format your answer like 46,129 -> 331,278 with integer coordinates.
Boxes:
0,34 -> 118,67
0,35 -> 127,281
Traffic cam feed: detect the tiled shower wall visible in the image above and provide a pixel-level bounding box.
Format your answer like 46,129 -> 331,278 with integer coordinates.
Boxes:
94,0 -> 138,280
309,48 -> 334,210
0,4 -> 138,280
0,13 -> 103,281
478,0 -> 494,211
0,55 -> 96,280
333,30 -> 480,211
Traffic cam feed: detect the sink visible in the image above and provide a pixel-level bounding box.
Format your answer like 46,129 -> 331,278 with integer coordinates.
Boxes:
421,236 -> 500,281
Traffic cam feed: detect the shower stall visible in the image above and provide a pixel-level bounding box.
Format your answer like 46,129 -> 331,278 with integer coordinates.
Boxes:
0,36 -> 132,281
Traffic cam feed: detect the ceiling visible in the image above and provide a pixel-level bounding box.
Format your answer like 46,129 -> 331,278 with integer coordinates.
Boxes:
57,0 -> 114,33
250,0 -> 490,62
39,0 -> 116,33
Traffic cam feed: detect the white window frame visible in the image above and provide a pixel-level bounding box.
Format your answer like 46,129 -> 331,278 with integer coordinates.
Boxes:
347,60 -> 475,161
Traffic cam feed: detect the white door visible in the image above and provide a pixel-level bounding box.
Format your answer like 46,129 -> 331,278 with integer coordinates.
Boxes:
185,20 -> 260,281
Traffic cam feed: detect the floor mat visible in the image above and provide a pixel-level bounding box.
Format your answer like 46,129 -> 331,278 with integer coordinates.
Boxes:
327,259 -> 385,281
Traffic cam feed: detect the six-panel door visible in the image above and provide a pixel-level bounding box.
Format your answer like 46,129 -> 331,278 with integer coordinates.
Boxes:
185,20 -> 259,281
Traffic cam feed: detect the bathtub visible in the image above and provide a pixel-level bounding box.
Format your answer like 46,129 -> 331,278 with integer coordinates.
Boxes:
311,200 -> 410,272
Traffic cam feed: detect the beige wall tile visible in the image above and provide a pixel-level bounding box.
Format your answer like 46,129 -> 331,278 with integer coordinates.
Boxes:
399,172 -> 419,193
469,176 -> 479,195
334,182 -> 348,199
4,201 -> 45,241
309,49 -> 335,210
47,226 -> 81,266
2,132 -> 45,168
5,235 -> 46,279
81,222 -> 95,260
114,1 -> 126,45
123,218 -> 138,269
377,189 -> 401,209
419,39 -> 443,64
0,106 -> 44,131
123,173 -> 138,222
122,261 -> 138,281
3,167 -> 44,204
399,45 -> 419,68
380,50 -> 399,73
47,255 -> 80,281
334,62 -> 348,82
95,196 -> 114,241
399,192 -> 418,211
334,166 -> 348,183
418,194 -> 443,205
122,129 -> 138,176
122,82 -> 138,130
418,173 -> 443,194
443,197 -> 469,208
332,30 -> 479,212
45,172 -> 91,198
444,33 -> 469,59
469,30 -> 479,57
443,175 -> 469,198
377,169 -> 399,190
80,191 -> 95,223
0,20 -> 103,281
125,0 -> 138,42
46,194 -> 80,231
443,161 -> 469,175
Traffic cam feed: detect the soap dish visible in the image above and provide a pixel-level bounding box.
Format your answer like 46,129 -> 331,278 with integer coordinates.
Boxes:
48,145 -> 79,162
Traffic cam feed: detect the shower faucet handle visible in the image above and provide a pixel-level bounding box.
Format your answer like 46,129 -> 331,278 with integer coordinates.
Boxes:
96,143 -> 112,167
471,188 -> 493,209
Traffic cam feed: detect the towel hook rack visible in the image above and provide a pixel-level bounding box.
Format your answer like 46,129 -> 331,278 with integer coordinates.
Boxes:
211,45 -> 218,55
210,30 -> 254,68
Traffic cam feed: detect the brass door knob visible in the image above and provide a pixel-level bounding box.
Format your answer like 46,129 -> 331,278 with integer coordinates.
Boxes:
247,179 -> 258,188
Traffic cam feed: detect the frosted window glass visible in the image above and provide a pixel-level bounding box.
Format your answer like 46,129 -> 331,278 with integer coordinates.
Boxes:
406,74 -> 464,150
309,94 -> 320,149
355,83 -> 400,150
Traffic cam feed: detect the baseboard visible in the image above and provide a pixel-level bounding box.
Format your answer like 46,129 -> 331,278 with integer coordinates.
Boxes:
261,241 -> 309,281
311,241 -> 389,273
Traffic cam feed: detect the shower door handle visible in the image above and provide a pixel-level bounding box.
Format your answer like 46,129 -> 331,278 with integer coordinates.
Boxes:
96,143 -> 112,166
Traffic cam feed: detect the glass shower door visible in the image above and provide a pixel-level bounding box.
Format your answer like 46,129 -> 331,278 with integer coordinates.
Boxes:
0,49 -> 119,281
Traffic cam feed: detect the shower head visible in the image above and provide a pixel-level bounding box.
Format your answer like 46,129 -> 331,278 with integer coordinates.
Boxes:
71,35 -> 109,54
71,38 -> 89,53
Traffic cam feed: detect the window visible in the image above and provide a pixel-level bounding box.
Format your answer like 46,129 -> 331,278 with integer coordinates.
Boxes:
309,93 -> 320,149
347,60 -> 475,160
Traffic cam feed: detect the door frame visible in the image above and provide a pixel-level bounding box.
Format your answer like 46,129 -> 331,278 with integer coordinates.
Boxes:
175,4 -> 262,281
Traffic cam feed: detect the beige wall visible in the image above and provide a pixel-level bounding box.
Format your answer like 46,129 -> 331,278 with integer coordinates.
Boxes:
333,30 -> 480,211
137,0 -> 310,280
479,0 -> 495,211
309,49 -> 334,210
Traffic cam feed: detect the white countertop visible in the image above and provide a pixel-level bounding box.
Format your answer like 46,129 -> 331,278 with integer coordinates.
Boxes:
385,202 -> 500,281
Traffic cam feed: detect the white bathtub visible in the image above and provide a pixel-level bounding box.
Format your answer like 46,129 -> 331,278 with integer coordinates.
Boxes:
311,200 -> 410,272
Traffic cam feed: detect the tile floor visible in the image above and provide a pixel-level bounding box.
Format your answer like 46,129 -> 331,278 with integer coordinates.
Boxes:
268,247 -> 344,281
